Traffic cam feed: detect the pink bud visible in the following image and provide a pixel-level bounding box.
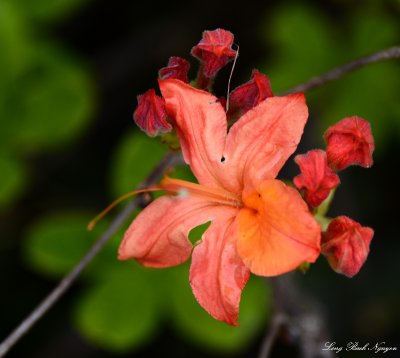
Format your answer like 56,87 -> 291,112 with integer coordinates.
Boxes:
293,149 -> 340,208
321,216 -> 374,277
191,28 -> 236,88
159,56 -> 190,83
227,69 -> 273,121
133,89 -> 172,137
324,116 -> 375,171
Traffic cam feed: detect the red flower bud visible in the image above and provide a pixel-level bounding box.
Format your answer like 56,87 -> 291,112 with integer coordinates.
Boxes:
321,216 -> 374,277
133,89 -> 172,137
227,69 -> 273,121
324,116 -> 375,171
159,56 -> 190,83
191,28 -> 236,88
293,149 -> 340,208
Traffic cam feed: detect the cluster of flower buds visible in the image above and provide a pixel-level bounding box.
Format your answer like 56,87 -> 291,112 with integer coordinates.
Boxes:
293,116 -> 375,277
133,29 -> 274,138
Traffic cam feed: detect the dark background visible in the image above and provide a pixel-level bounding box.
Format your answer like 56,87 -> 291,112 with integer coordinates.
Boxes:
1,0 -> 399,357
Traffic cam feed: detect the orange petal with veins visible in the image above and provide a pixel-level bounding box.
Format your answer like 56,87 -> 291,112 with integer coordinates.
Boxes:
190,206 -> 250,325
159,79 -> 227,190
223,93 -> 309,194
119,195 -> 223,268
236,179 -> 321,276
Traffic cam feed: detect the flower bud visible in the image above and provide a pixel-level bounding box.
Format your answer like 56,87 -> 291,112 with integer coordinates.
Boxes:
191,28 -> 236,89
227,69 -> 273,121
321,216 -> 374,277
293,149 -> 340,208
324,116 -> 374,171
133,89 -> 172,137
159,56 -> 190,83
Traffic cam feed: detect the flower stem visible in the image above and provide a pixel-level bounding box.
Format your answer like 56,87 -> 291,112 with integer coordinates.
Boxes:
281,46 -> 400,95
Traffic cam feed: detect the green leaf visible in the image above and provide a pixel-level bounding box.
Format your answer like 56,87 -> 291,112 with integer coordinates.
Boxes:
188,222 -> 211,245
314,214 -> 332,232
169,264 -> 271,353
263,5 -> 342,93
0,2 -> 30,85
314,9 -> 400,150
109,132 -> 167,197
313,181 -> 335,231
6,0 -> 90,22
23,212 -> 110,278
350,9 -> 400,55
169,163 -> 197,182
314,189 -> 336,218
73,264 -> 160,352
0,43 -> 94,151
0,153 -> 26,208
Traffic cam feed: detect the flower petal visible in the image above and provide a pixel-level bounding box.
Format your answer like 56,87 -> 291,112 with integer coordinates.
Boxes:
236,179 -> 321,276
118,195 -> 219,268
222,93 -> 309,194
190,206 -> 250,325
159,78 -> 227,189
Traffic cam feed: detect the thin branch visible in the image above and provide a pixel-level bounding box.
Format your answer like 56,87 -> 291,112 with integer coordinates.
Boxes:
258,275 -> 334,358
0,151 -> 183,357
258,312 -> 287,358
282,46 -> 400,95
2,44 -> 400,356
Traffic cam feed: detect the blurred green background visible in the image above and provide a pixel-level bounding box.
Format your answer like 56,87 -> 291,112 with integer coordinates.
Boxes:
0,0 -> 399,357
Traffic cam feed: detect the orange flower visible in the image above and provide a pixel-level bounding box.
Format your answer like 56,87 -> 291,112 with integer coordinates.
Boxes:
118,79 -> 321,325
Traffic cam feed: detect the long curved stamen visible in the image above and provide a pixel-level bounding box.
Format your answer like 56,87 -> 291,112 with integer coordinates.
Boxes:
87,186 -> 162,230
88,177 -> 242,231
161,177 -> 242,207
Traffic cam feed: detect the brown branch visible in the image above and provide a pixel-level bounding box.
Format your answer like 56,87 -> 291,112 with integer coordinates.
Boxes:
258,274 -> 334,358
258,311 -> 287,357
0,151 -> 183,357
282,46 -> 400,95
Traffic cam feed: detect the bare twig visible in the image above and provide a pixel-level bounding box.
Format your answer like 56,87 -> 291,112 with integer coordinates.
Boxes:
258,312 -> 287,358
258,275 -> 334,358
0,151 -> 183,357
1,45 -> 400,356
282,46 -> 400,95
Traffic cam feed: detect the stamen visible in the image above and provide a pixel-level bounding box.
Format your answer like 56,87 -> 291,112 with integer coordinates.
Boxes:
161,177 -> 242,207
87,186 -> 162,231
88,177 -> 242,231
